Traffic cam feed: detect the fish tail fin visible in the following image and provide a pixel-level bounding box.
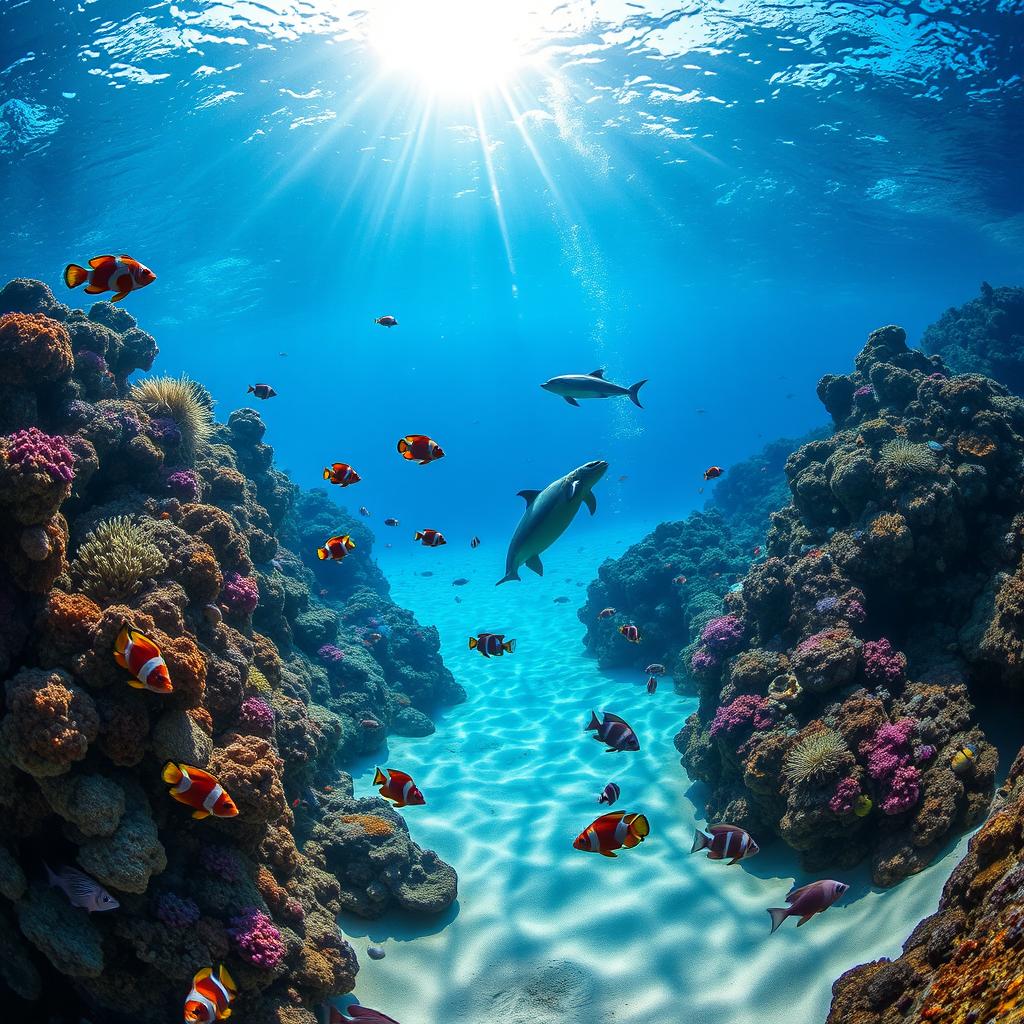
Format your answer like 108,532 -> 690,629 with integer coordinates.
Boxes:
628,379 -> 647,408
246,385 -> 255,394
161,762 -> 183,785
690,829 -> 709,854
317,547 -> 329,560
373,767 -> 387,786
413,531 -> 423,541
63,263 -> 88,289
468,636 -> 477,650
397,438 -> 409,455
323,468 -> 331,480
503,639 -> 516,654
767,908 -> 789,935
631,814 -> 650,838
585,711 -> 601,733
218,964 -> 237,996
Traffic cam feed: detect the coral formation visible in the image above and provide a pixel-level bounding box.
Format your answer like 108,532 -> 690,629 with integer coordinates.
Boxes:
0,279 -> 462,1023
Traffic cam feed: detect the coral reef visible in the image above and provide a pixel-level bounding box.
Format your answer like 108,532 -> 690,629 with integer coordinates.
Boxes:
0,279 -> 462,1023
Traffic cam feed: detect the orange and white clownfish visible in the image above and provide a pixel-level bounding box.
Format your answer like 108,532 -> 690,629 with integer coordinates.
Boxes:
161,762 -> 239,820
573,811 -> 650,857
397,435 -> 444,464
324,463 -> 360,486
318,534 -> 355,561
63,255 -> 156,302
113,625 -> 173,694
373,767 -> 425,808
184,964 -> 237,1022
414,529 -> 446,547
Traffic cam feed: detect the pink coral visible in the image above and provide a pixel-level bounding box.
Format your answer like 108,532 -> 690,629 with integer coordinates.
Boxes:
4,427 -> 74,483
238,695 -> 275,736
709,694 -> 773,738
228,907 -> 286,969
166,469 -> 200,502
829,776 -> 862,814
318,644 -> 345,664
699,614 -> 745,653
859,718 -> 921,815
862,638 -> 906,686
220,572 -> 259,616
883,764 -> 922,814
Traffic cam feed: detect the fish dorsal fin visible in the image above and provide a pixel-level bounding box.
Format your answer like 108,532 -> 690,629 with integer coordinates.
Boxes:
588,368 -> 606,378
708,824 -> 741,835
517,489 -> 541,505
786,882 -> 818,903
89,255 -> 114,268
602,712 -> 628,725
194,967 -> 213,983
601,810 -> 626,822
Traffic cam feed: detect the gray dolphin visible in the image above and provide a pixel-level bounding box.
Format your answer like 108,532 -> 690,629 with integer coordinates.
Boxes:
540,369 -> 646,408
497,461 -> 608,585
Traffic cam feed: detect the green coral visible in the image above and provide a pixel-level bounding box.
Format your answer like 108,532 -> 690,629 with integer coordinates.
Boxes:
69,515 -> 167,605
783,727 -> 850,785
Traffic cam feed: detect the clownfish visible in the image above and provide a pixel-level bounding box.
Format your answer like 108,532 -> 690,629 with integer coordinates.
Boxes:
414,529 -> 446,547
619,623 -> 641,643
397,435 -> 444,464
704,466 -> 724,481
247,383 -> 277,400
373,767 -> 425,808
324,463 -> 360,486
113,626 -> 173,693
318,534 -> 355,561
161,762 -> 238,820
184,964 -> 237,1022
573,811 -> 649,857
64,254 -> 156,302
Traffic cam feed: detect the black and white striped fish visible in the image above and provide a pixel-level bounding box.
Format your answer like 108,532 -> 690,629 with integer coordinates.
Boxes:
598,782 -> 620,805
691,824 -> 760,865
585,711 -> 640,752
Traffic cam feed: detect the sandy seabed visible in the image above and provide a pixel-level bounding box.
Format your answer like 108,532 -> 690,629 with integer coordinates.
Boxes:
335,531 -> 972,1024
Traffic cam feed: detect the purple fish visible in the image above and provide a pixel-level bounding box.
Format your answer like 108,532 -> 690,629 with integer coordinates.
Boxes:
586,711 -> 640,752
45,863 -> 119,912
768,879 -> 848,933
691,824 -> 760,865
338,1006 -> 403,1023
598,782 -> 620,805
646,676 -> 658,694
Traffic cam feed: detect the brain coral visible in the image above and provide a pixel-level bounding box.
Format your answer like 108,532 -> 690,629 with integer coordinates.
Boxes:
0,312 -> 73,384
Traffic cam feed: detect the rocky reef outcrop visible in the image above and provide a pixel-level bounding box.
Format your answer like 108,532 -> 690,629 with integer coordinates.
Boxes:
0,280 -> 461,1023
828,744 -> 1024,1024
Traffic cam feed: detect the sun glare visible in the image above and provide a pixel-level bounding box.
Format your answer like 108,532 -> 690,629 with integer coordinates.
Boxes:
367,0 -> 543,94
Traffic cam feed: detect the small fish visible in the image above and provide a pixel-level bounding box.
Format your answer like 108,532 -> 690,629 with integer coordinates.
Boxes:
553,596 -> 569,604
247,383 -> 277,400
359,506 -> 371,516
729,582 -> 744,594
45,864 -> 119,912
951,743 -> 978,775
452,578 -> 470,586
673,575 -> 688,585
420,570 -> 434,577
468,633 -> 516,657
645,663 -> 666,676
697,487 -> 704,494
366,632 -> 383,644
161,762 -> 238,820
384,518 -> 400,527
361,718 -> 381,729
373,767 -> 425,807
646,676 -> 658,694
184,964 -> 237,1023
586,710 -> 640,752
397,434 -> 444,464
63,254 -> 156,302
114,626 -> 173,693
927,440 -> 944,452
470,536 -> 481,548
318,534 -> 355,561
618,475 -> 628,482
414,529 -> 446,547
618,623 -> 641,643
768,879 -> 848,933
598,607 -> 616,619
598,782 -> 620,805
331,1007 -> 403,1024
374,315 -> 399,328
704,466 -> 724,481
691,824 -> 760,865
753,545 -> 762,556
573,811 -> 650,857
454,596 -> 462,603
323,463 -> 361,486
202,604 -> 222,625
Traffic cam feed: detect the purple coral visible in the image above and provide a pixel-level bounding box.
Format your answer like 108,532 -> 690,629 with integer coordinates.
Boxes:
844,599 -> 867,624
199,844 -> 244,883
699,614 -> 745,653
221,572 -> 259,616
155,893 -> 201,928
859,718 -> 921,815
166,469 -> 200,502
228,907 -> 286,969
862,639 -> 906,686
853,385 -> 874,398
318,643 -> 345,664
149,415 -> 181,449
914,743 -> 936,763
828,776 -> 862,814
815,596 -> 840,615
709,694 -> 773,738
238,695 -> 275,735
883,764 -> 922,814
3,427 -> 75,483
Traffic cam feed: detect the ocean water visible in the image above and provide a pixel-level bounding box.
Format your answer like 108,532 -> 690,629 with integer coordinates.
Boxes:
3,2 -> 1023,1021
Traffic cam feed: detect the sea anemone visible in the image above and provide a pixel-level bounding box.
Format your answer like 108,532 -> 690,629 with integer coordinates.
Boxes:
128,375 -> 214,463
783,726 -> 850,785
877,438 -> 936,479
69,515 -> 167,605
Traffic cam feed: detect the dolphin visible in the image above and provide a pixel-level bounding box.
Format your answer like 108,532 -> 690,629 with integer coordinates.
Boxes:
540,369 -> 646,408
497,461 -> 608,585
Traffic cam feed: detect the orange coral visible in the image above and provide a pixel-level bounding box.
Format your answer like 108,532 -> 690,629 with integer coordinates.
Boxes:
177,503 -> 252,575
209,466 -> 247,503
181,548 -> 222,604
957,432 -> 997,458
869,512 -> 907,538
0,312 -> 73,384
36,590 -> 103,660
208,733 -> 286,825
336,814 -> 395,838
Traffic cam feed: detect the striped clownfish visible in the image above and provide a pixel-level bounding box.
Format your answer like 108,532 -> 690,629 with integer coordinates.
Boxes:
161,762 -> 238,820
573,811 -> 650,858
414,529 -> 446,547
63,254 -> 156,302
113,625 -> 173,694
184,964 -> 237,1022
397,435 -> 444,464
324,463 -> 361,486
691,824 -> 760,865
318,534 -> 355,561
373,767 -> 425,808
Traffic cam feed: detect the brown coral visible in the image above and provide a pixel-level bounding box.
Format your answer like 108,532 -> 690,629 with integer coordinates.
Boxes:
0,312 -> 73,384
208,733 -> 287,825
335,813 -> 395,838
957,432 -> 997,458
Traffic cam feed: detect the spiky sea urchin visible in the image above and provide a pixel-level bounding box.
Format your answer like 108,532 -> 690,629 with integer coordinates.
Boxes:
783,727 -> 851,785
69,515 -> 167,605
128,375 -> 214,463
877,438 -> 936,478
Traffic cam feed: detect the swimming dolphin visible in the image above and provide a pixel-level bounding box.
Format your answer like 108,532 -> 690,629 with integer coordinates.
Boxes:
540,369 -> 646,408
497,461 -> 608,585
